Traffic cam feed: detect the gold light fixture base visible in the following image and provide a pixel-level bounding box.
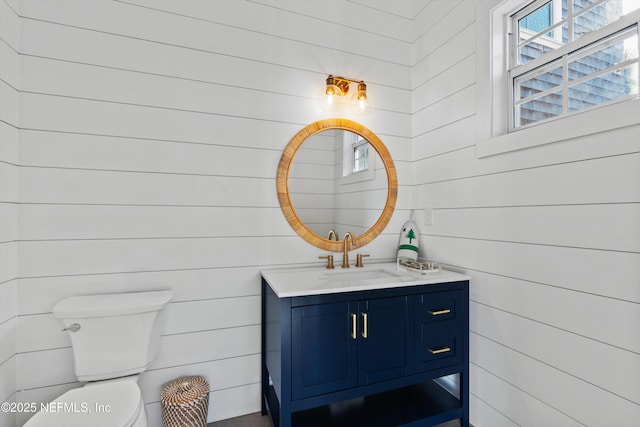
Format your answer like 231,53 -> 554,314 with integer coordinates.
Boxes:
326,75 -> 366,100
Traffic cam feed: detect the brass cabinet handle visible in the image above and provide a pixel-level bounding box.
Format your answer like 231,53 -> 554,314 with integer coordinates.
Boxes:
362,312 -> 368,338
351,313 -> 357,339
429,346 -> 451,355
429,309 -> 451,316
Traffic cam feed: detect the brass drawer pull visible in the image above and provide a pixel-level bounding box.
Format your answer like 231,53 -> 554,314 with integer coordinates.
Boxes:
429,309 -> 451,316
429,346 -> 451,355
351,313 -> 357,339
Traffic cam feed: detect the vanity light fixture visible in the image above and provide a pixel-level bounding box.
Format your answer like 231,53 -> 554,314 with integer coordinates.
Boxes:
325,75 -> 367,110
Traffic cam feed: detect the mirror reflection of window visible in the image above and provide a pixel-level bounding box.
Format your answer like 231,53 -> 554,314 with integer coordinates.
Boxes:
342,130 -> 357,177
353,140 -> 369,173
342,131 -> 372,179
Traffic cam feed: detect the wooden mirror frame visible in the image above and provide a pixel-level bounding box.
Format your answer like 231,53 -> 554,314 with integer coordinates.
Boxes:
277,118 -> 398,252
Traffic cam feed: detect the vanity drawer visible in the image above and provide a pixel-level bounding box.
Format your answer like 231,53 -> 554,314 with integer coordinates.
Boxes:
415,290 -> 461,323
414,291 -> 463,372
416,321 -> 461,371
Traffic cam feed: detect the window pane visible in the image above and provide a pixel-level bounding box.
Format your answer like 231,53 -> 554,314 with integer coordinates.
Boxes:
569,32 -> 639,80
520,35 -> 562,64
516,66 -> 563,99
520,2 -> 553,33
573,0 -> 635,40
517,91 -> 564,126
518,1 -> 560,64
568,63 -> 639,110
353,143 -> 369,173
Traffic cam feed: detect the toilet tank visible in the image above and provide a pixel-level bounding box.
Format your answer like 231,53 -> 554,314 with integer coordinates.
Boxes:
53,290 -> 173,381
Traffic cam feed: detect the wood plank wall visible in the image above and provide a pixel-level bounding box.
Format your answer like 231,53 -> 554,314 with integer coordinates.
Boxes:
412,1 -> 640,426
0,0 -> 20,426
7,1 -> 637,426
5,0 -> 416,425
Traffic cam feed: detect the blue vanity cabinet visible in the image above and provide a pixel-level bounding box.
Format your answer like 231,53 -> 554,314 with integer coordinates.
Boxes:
291,296 -> 411,400
261,274 -> 470,427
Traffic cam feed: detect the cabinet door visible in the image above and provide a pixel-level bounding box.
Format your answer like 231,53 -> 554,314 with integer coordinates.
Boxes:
357,296 -> 411,385
291,301 -> 358,400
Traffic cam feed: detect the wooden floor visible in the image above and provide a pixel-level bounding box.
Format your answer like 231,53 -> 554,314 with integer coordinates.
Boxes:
208,412 -> 272,427
208,412 -> 462,427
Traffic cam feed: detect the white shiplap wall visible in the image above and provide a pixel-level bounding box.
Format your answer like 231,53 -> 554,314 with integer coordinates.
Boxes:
412,1 -> 640,426
0,1 -> 20,426
11,1 -> 637,426
10,0 -> 414,425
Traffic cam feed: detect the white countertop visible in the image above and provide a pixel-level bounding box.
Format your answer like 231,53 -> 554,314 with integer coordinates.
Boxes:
261,262 -> 470,298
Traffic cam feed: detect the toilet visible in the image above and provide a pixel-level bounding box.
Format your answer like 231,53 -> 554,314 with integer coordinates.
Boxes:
25,290 -> 173,427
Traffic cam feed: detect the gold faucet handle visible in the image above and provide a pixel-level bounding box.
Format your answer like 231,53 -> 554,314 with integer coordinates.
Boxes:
319,255 -> 335,269
355,254 -> 370,268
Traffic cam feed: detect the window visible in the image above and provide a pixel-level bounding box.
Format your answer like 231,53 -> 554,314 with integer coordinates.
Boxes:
352,139 -> 369,173
509,0 -> 640,130
476,0 -> 640,157
341,131 -> 375,184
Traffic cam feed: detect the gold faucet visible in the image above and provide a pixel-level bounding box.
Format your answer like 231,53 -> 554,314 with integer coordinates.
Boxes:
327,229 -> 339,241
342,232 -> 357,268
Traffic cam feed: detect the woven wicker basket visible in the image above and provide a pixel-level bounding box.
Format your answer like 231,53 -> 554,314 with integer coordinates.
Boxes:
161,376 -> 210,427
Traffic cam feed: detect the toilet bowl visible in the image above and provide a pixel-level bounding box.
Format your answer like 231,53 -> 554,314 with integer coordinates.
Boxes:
24,290 -> 173,427
25,378 -> 146,427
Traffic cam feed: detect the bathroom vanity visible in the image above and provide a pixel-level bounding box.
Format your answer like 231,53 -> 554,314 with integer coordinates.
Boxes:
261,264 -> 470,427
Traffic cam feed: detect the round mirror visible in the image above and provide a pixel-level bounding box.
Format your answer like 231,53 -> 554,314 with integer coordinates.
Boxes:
277,118 -> 398,252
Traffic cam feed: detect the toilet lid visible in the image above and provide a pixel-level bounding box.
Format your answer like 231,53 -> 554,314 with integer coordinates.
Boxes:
26,380 -> 142,427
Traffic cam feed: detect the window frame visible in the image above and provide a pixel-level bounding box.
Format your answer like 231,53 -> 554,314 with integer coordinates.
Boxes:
477,0 -> 640,158
508,0 -> 640,131
340,131 -> 375,185
352,139 -> 370,174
